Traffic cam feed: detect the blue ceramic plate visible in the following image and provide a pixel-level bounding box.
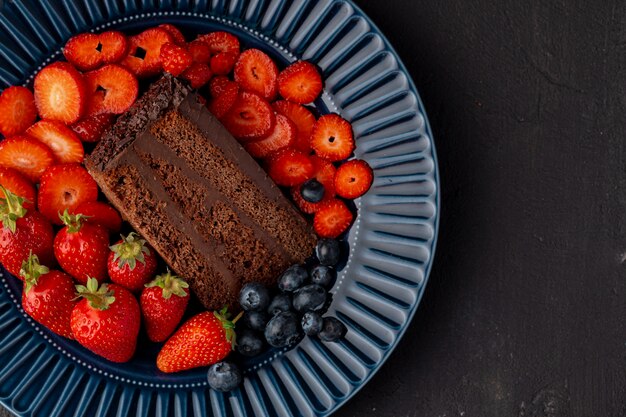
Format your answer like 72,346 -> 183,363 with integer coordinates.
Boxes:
0,1 -> 439,416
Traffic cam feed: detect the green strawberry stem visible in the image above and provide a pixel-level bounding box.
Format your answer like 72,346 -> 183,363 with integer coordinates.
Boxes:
59,209 -> 89,233
0,185 -> 27,233
214,307 -> 244,350
75,277 -> 116,311
145,269 -> 189,299
110,232 -> 150,270
20,252 -> 50,294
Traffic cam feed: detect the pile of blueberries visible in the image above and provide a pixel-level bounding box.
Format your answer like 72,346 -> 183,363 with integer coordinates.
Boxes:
236,238 -> 348,357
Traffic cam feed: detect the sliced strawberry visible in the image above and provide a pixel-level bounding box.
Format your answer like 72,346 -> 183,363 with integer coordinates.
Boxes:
121,28 -> 173,77
278,61 -> 323,104
334,159 -> 373,199
0,136 -> 55,183
290,155 -> 336,214
160,42 -> 193,76
27,120 -> 84,164
210,52 -> 238,76
159,24 -> 186,45
85,64 -> 139,115
209,75 -> 231,97
313,199 -> 354,238
197,31 -> 240,55
188,40 -> 211,64
75,201 -> 122,233
244,114 -> 295,159
34,62 -> 87,124
266,148 -> 314,187
234,49 -> 278,101
310,114 -> 354,161
38,164 -> 98,225
71,113 -> 116,143
207,81 -> 239,119
272,100 -> 315,153
0,86 -> 37,137
0,166 -> 36,210
221,91 -> 275,141
63,33 -> 102,71
99,31 -> 128,64
181,62 -> 213,89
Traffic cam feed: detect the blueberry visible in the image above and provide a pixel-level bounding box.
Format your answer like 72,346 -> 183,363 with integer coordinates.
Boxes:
300,179 -> 325,203
236,328 -> 265,357
264,312 -> 302,347
310,265 -> 336,288
316,239 -> 340,266
207,362 -> 242,392
292,284 -> 327,313
239,282 -> 271,312
278,265 -> 308,292
301,311 -> 323,336
267,293 -> 292,316
318,317 -> 347,342
244,310 -> 269,332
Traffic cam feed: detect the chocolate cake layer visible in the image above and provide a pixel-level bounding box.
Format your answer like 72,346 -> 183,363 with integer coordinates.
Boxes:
86,75 -> 317,310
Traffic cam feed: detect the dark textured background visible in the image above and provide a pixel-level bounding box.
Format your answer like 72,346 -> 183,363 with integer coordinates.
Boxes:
2,0 -> 625,416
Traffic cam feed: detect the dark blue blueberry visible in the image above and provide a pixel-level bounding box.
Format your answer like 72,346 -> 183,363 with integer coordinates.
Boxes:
278,265 -> 308,292
301,311 -> 323,336
244,310 -> 269,332
318,317 -> 347,342
292,284 -> 327,313
310,265 -> 336,288
264,312 -> 302,348
300,179 -> 325,203
239,282 -> 271,312
207,362 -> 242,392
267,293 -> 292,316
236,328 -> 265,357
316,239 -> 340,266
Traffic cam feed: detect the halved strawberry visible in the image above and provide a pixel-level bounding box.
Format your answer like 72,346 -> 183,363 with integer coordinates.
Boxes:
266,148 -> 314,187
63,33 -> 102,71
0,86 -> 37,137
290,155 -> 336,214
0,166 -> 36,210
0,136 -> 55,183
310,114 -> 354,161
181,62 -> 213,89
272,100 -> 316,153
27,120 -> 84,164
75,201 -> 122,233
159,24 -> 186,45
121,28 -> 173,77
313,199 -> 353,238
210,52 -> 238,75
71,113 -> 116,143
207,80 -> 239,119
209,76 -> 231,97
188,40 -> 211,64
244,114 -> 295,159
85,64 -> 139,115
160,42 -> 193,76
234,49 -> 278,101
197,31 -> 240,55
277,61 -> 323,104
334,159 -> 373,199
221,92 -> 275,141
34,62 -> 87,124
99,31 -> 128,64
38,164 -> 98,225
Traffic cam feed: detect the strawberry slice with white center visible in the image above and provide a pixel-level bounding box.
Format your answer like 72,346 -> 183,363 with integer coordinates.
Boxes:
0,166 -> 37,210
0,86 -> 38,137
197,31 -> 240,55
34,62 -> 87,125
277,60 -> 323,104
27,119 -> 84,164
234,49 -> 279,101
221,91 -> 275,142
0,136 -> 55,183
272,100 -> 316,153
85,64 -> 139,115
121,28 -> 173,78
244,114 -> 296,159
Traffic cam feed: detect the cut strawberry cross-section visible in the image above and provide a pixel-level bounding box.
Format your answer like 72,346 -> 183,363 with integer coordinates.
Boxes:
0,167 -> 36,210
63,33 -> 102,71
221,91 -> 275,142
120,28 -> 173,78
0,136 -> 55,183
272,100 -> 316,154
310,113 -> 355,161
71,113 -> 116,143
266,148 -> 314,187
27,119 -> 84,164
244,114 -> 296,159
197,31 -> 240,55
278,60 -> 323,104
34,62 -> 87,125
85,64 -> 139,115
234,48 -> 278,101
0,86 -> 38,137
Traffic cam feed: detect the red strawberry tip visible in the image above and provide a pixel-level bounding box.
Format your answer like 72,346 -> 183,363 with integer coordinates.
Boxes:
110,232 -> 151,270
0,185 -> 28,233
75,277 -> 116,311
20,252 -> 50,293
145,269 -> 189,299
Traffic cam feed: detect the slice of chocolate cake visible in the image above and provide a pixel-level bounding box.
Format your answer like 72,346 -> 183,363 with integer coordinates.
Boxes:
86,75 -> 317,310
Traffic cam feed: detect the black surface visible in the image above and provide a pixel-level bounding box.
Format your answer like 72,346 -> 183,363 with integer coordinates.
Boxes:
2,1 -> 624,416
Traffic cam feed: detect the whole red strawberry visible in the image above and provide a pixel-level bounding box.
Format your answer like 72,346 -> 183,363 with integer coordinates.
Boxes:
20,253 -> 77,339
108,232 -> 158,292
157,308 -> 242,373
0,186 -> 54,278
53,210 -> 110,284
71,277 -> 141,363
140,270 -> 190,342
